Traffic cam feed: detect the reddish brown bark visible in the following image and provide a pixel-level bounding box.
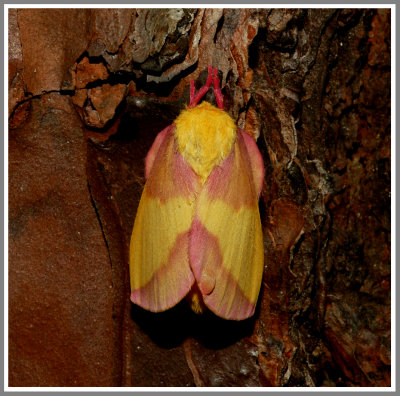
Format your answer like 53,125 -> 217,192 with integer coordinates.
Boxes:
8,8 -> 390,387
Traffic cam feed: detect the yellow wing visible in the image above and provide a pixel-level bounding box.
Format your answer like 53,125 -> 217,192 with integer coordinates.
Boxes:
130,126 -> 200,312
189,130 -> 264,320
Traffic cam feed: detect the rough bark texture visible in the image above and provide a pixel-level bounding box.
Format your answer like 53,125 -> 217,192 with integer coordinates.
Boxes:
8,8 -> 390,387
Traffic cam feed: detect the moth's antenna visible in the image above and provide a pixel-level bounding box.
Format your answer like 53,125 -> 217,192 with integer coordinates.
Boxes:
212,67 -> 224,110
188,65 -> 213,108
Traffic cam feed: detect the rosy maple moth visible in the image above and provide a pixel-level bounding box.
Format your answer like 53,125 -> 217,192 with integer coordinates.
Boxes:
129,66 -> 264,320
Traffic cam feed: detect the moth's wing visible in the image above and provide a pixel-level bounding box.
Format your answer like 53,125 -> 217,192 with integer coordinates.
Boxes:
190,130 -> 264,320
130,126 -> 199,312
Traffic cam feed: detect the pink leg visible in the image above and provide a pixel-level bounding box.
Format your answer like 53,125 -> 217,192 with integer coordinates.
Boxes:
212,67 -> 224,110
188,65 -> 213,108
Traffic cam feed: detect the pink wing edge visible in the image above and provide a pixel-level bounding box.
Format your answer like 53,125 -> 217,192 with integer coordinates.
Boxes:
238,129 -> 265,197
144,125 -> 174,179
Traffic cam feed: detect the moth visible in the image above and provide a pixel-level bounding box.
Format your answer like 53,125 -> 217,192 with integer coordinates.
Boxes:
129,66 -> 264,320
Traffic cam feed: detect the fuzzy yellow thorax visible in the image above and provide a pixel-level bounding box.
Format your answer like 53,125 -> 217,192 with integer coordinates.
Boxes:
174,102 -> 237,182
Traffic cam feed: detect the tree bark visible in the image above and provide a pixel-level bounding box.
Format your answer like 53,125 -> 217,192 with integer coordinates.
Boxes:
8,8 -> 390,387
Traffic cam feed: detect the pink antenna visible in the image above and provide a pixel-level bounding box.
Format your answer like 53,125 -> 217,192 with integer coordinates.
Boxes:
188,66 -> 224,110
212,67 -> 224,110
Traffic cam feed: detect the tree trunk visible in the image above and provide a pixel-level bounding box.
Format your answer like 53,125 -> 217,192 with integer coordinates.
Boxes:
8,8 -> 391,387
